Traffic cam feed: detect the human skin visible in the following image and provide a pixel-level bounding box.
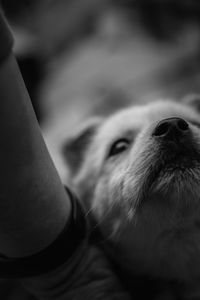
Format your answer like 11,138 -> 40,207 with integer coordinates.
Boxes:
0,54 -> 71,258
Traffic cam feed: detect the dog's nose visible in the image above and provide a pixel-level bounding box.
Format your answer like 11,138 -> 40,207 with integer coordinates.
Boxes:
152,117 -> 189,139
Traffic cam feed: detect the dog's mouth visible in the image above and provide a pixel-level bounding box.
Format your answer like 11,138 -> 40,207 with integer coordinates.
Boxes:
135,151 -> 200,215
144,142 -> 200,195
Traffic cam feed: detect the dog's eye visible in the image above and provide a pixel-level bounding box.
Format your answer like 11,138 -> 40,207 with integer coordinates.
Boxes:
108,139 -> 130,157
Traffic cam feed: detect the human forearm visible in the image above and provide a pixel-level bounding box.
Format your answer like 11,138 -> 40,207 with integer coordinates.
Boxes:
0,10 -> 71,258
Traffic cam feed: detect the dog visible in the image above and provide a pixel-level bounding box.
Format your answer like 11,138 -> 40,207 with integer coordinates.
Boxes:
63,97 -> 200,299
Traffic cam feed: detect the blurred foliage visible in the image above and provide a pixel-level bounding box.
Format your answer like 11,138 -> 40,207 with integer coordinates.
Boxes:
2,0 -> 200,123
1,0 -> 36,19
1,0 -> 105,58
2,0 -> 200,46
114,0 -> 200,40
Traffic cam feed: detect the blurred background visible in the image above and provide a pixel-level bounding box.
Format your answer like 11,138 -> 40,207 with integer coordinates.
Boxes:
1,1 -> 200,299
2,0 -> 200,179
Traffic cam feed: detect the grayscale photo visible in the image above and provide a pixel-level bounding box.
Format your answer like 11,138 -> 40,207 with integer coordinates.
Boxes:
0,0 -> 200,299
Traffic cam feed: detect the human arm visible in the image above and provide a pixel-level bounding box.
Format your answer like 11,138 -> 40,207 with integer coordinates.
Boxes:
0,9 -> 132,300
0,8 -> 71,258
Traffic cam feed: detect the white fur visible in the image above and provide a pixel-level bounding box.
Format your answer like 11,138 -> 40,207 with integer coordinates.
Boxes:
65,100 -> 200,298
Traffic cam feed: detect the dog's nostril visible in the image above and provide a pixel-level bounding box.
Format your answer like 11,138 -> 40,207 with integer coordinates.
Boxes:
153,122 -> 170,136
153,117 -> 189,138
177,119 -> 189,131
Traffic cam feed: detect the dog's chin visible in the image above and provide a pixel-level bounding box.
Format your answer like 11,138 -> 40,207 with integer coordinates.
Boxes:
142,154 -> 200,208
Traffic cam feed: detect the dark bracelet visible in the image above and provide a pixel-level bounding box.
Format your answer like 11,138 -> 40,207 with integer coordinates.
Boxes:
0,9 -> 13,63
0,187 -> 88,278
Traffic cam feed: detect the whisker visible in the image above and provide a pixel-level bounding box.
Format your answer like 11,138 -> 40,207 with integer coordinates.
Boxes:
84,206 -> 95,218
91,205 -> 113,230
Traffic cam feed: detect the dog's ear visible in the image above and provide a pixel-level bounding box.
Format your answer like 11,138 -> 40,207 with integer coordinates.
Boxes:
183,94 -> 200,113
62,117 -> 103,176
